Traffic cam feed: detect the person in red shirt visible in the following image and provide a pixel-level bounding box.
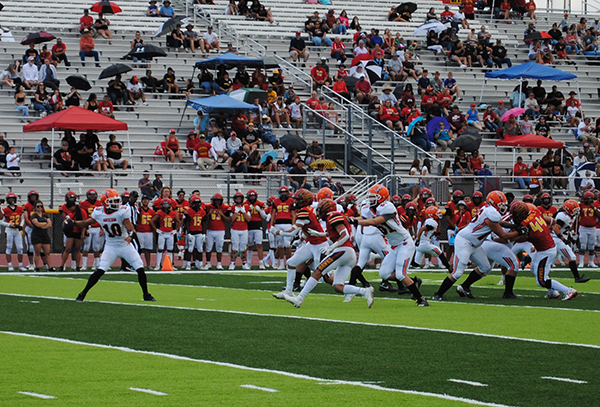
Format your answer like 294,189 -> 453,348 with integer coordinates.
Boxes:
330,37 -> 346,64
203,193 -> 232,269
79,29 -> 100,67
51,38 -> 70,67
578,191 -> 600,268
80,9 -> 94,33
151,198 -> 181,270
370,43 -> 385,59
400,202 -> 418,237
525,0 -> 537,21
332,75 -> 351,101
529,161 -> 543,195
59,191 -> 88,271
440,6 -> 455,23
1,193 -> 26,270
244,189 -> 267,269
379,99 -> 402,131
462,0 -> 475,19
500,0 -> 511,20
311,61 -> 328,90
270,186 -> 295,269
513,156 -> 530,189
98,94 -> 114,118
565,91 -> 580,109
436,87 -> 453,115
355,76 -> 372,104
281,198 -> 374,308
136,195 -> 156,267
420,88 -> 437,113
79,189 -> 104,270
193,134 -> 217,171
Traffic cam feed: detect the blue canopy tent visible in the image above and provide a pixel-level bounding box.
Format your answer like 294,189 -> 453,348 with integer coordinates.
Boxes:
480,62 -> 579,108
178,94 -> 261,129
194,53 -> 265,70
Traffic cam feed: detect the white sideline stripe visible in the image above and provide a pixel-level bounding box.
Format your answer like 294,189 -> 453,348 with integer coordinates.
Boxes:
18,391 -> 56,399
448,379 -> 489,387
129,387 -> 168,395
240,384 -> 279,393
2,331 -> 516,407
1,292 -> 599,350
541,376 -> 587,384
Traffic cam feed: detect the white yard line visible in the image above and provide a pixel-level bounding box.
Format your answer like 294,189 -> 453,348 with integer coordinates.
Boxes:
3,331 -> 517,407
448,379 -> 489,387
129,387 -> 168,395
239,384 -> 279,392
541,376 -> 587,384
18,391 -> 56,399
1,292 -> 599,350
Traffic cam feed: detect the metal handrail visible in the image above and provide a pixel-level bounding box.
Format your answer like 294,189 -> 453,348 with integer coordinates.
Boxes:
273,54 -> 312,90
247,37 -> 267,57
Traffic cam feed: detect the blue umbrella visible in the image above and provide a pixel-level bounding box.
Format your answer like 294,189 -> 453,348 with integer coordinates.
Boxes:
406,116 -> 423,137
426,116 -> 451,142
261,150 -> 278,164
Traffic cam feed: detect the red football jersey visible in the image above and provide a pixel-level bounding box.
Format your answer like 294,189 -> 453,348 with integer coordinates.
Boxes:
137,207 -> 155,233
446,202 -> 460,225
231,204 -> 251,231
175,199 -> 190,218
79,199 -> 102,228
579,203 -> 598,227
467,202 -> 486,218
273,197 -> 293,224
185,207 -> 206,233
325,211 -> 353,247
400,213 -> 417,230
537,205 -> 557,219
59,204 -> 87,233
345,203 -> 359,217
2,205 -> 23,226
455,210 -> 472,229
152,198 -> 177,211
296,206 -> 327,245
520,210 -> 555,251
205,203 -> 231,231
156,209 -> 178,232
245,200 -> 265,230
396,206 -> 406,217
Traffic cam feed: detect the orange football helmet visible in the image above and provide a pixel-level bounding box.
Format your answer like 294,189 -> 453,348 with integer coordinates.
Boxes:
424,206 -> 442,219
316,187 -> 334,201
367,184 -> 389,206
563,199 -> 580,217
316,198 -> 336,220
486,190 -> 508,214
100,189 -> 121,211
293,188 -> 313,209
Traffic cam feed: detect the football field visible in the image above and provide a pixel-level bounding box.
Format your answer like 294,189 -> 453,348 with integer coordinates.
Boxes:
0,269 -> 598,407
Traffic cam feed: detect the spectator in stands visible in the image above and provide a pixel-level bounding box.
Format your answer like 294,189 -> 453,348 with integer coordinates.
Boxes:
289,31 -> 309,66
483,105 -> 498,132
380,84 -> 398,107
152,174 -> 163,197
210,130 -> 228,165
259,115 -> 277,147
499,0 -> 511,20
420,88 -> 437,114
40,45 -> 52,66
97,94 -> 114,118
74,133 -> 93,170
83,93 -> 98,112
33,83 -> 52,117
242,124 -> 261,153
311,60 -> 327,91
332,75 -> 350,101
198,68 -> 218,94
353,40 -> 369,58
379,99 -> 402,131
510,84 -> 526,108
289,96 -> 303,130
288,160 -> 309,191
386,54 -> 407,82
447,105 -> 465,133
80,9 -> 94,34
520,114 -> 533,134
449,41 -> 468,68
127,76 -> 148,106
186,131 -> 199,155
504,114 -> 521,136
470,149 -> 484,175
53,141 -> 77,173
417,69 -> 431,95
548,22 -> 562,44
22,57 -> 39,90
206,119 -> 220,139
15,85 -> 29,123
147,0 -> 159,17
525,0 -> 537,20
225,0 -> 239,15
305,140 -> 324,165
159,0 -> 175,17
250,67 -> 267,89
466,103 -> 483,131
478,25 -> 492,44
79,29 -> 100,67
583,142 -> 595,161
528,39 -> 543,63
582,29 -> 598,52
444,72 -> 461,101
535,115 -> 551,138
313,162 -> 333,188
34,137 -> 51,160
494,100 -> 507,125
163,67 -> 180,94
564,30 -> 580,55
140,70 -> 163,93
0,134 -> 9,167
1,65 -> 17,89
107,74 -> 126,106
226,131 -> 242,156
331,37 -> 346,64
139,171 -> 153,197
513,156 -> 530,189
268,69 -> 285,95
229,145 -> 248,175
437,87 -> 453,116
409,121 -> 429,152
106,134 -> 129,170
38,58 -> 59,90
51,38 -> 70,67
580,170 -> 595,193
94,13 -> 113,44
202,26 -> 219,53
453,148 -> 471,174
256,4 -> 276,24
355,76 -> 372,104
545,85 -> 564,114
524,93 -> 540,118
566,99 -> 581,128
491,39 -> 512,68
577,117 -> 594,143
50,89 -> 64,112
434,121 -> 453,152
170,24 -> 185,52
477,164 -> 493,189
182,25 -> 200,54
576,17 -> 587,38
165,129 -> 185,163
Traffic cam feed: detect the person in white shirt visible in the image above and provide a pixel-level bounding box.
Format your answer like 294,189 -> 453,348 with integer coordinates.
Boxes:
210,131 -> 228,163
379,85 -> 398,106
22,57 -> 39,89
126,76 -> 148,106
573,149 -> 587,168
6,147 -> 20,177
577,117 -> 593,143
202,26 -> 219,53
91,145 -> 109,172
579,170 -> 595,193
353,40 -> 369,56
288,96 -> 302,129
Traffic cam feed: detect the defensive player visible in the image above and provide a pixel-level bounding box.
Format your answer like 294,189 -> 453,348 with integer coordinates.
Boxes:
203,193 -> 231,269
183,194 -> 206,270
272,189 -> 329,299
59,191 -> 87,271
510,200 -> 578,300
551,199 -> 590,283
353,184 -> 429,306
270,186 -> 295,269
230,192 -> 251,269
79,189 -> 104,270
136,195 -> 156,267
245,189 -> 267,269
283,198 -> 375,308
151,198 -> 181,270
578,191 -> 600,268
1,193 -> 26,271
413,206 -> 453,271
74,189 -> 155,302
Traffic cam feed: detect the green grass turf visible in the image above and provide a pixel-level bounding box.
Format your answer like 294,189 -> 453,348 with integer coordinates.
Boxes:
1,333 -> 486,407
1,293 -> 598,407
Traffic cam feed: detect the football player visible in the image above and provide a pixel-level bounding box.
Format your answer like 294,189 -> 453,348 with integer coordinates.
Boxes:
283,198 -> 374,308
229,192 -> 251,270
174,190 -> 190,263
272,189 -> 329,299
79,189 -> 104,271
262,195 -> 277,268
245,189 -> 267,269
552,200 -> 590,283
510,200 -> 578,300
413,206 -> 453,272
59,191 -> 87,271
354,184 -> 429,306
537,193 -> 557,222
444,190 -> 464,260
1,193 -> 26,271
203,193 -> 231,270
578,191 -> 599,268
270,186 -> 295,269
137,195 -> 156,267
74,189 -> 155,302
151,198 -> 181,270
183,194 -> 206,270
467,191 -> 486,218
22,190 -> 42,270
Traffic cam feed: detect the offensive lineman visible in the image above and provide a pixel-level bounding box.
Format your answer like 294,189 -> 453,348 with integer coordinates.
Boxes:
74,189 -> 155,302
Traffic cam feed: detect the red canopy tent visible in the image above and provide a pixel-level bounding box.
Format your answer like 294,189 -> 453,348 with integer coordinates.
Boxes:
22,106 -> 130,173
494,134 -> 564,173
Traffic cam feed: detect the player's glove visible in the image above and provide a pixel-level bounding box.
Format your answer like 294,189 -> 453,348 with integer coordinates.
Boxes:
269,226 -> 278,236
320,245 -> 333,256
306,228 -> 322,236
347,217 -> 358,227
517,226 -> 529,236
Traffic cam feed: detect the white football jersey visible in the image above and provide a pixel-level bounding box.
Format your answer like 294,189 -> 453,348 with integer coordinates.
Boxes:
91,205 -> 131,246
359,199 -> 381,235
419,218 -> 438,243
458,205 -> 501,247
552,211 -> 574,237
375,201 -> 411,246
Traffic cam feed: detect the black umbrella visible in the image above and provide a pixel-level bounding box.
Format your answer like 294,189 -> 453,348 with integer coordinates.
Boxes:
0,3 -> 5,12
90,1 -> 122,14
397,2 -> 417,14
524,31 -> 551,42
21,31 -> 56,45
66,75 -> 91,90
450,129 -> 482,152
98,63 -> 132,79
280,133 -> 307,152
124,44 -> 167,60
154,16 -> 187,37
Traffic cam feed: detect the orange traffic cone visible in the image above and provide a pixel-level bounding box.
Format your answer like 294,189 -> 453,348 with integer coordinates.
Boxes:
162,254 -> 174,271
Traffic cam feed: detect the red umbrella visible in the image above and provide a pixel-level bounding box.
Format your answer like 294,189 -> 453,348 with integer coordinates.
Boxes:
350,53 -> 372,67
524,31 -> 552,41
20,31 -> 56,45
90,1 -> 122,14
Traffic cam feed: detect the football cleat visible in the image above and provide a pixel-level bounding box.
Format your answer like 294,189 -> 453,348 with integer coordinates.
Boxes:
153,265 -> 161,271
292,283 -> 301,292
417,297 -> 430,307
273,290 -> 291,300
229,263 -> 235,270
75,292 -> 86,302
379,281 -> 397,292
143,293 -> 156,301
562,288 -> 578,301
432,293 -> 445,301
364,286 -> 375,308
81,266 -> 87,271
216,264 -> 224,270
243,263 -> 251,270
7,265 -> 14,271
343,293 -> 355,303
185,264 -> 191,271
575,275 -> 591,283
502,293 -> 519,299
497,276 -> 505,285
456,285 -> 475,299
259,262 -> 266,270
19,266 -> 27,271
202,264 -> 210,270
283,292 -> 303,308
545,289 -> 561,299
